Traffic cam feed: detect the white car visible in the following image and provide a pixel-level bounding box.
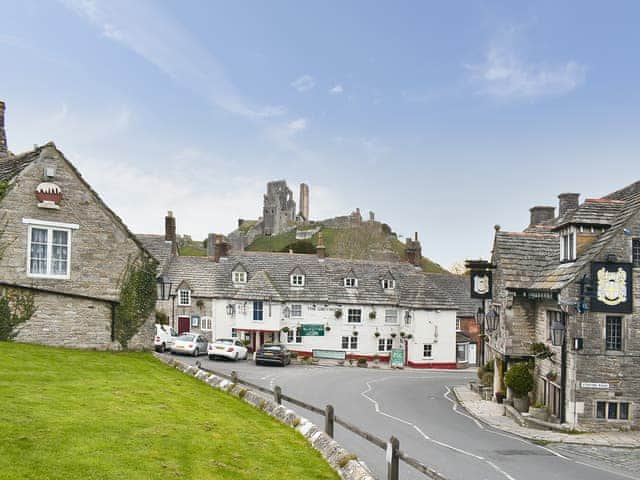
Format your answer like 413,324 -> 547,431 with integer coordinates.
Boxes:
208,338 -> 248,361
154,324 -> 178,353
171,333 -> 208,357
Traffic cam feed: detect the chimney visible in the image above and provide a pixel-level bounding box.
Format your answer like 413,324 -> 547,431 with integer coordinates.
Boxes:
209,234 -> 230,262
164,211 -> 177,255
405,232 -> 422,267
529,206 -> 555,226
316,231 -> 326,259
558,193 -> 580,217
0,101 -> 8,158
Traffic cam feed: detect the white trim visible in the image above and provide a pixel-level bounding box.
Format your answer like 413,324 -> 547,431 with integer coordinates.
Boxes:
178,289 -> 191,306
26,224 -> 72,280
22,218 -> 79,230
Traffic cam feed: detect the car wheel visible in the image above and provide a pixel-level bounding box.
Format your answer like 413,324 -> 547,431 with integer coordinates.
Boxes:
208,355 -> 215,361
160,343 -> 166,353
194,348 -> 199,357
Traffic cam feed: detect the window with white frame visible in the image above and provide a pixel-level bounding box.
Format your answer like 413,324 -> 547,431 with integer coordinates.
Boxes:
341,336 -> 358,350
347,308 -> 362,323
178,289 -> 191,306
253,301 -> 263,321
287,327 -> 302,344
344,277 -> 358,288
233,271 -> 247,283
560,228 -> 576,262
384,309 -> 398,324
423,343 -> 433,358
381,279 -> 395,290
290,274 -> 305,287
378,338 -> 393,352
456,344 -> 468,362
201,317 -> 212,330
27,225 -> 71,278
456,318 -> 461,331
596,401 -> 630,420
231,328 -> 237,338
290,304 -> 302,318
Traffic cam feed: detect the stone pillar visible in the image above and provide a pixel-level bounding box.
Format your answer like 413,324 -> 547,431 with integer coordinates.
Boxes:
0,100 -> 8,158
558,193 -> 580,217
299,183 -> 309,221
529,206 -> 555,226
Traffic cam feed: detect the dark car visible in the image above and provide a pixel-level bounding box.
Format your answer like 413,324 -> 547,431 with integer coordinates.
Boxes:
255,343 -> 291,366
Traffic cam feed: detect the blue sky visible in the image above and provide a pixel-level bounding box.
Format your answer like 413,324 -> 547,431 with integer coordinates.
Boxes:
2,1 -> 640,268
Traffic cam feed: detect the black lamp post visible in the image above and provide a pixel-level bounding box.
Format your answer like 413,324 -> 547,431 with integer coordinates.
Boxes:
156,274 -> 172,301
550,318 -> 567,423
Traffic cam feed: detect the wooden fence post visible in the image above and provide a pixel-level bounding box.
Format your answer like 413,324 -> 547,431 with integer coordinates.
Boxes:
274,386 -> 282,405
325,405 -> 334,438
387,436 -> 399,480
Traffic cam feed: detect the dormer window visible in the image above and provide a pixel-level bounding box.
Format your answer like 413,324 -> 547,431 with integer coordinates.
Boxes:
233,271 -> 247,284
344,277 -> 358,288
178,289 -> 191,306
291,274 -> 305,287
560,227 -> 576,262
381,279 -> 396,290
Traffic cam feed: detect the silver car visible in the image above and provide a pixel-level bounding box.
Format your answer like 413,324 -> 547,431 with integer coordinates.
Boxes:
171,333 -> 208,356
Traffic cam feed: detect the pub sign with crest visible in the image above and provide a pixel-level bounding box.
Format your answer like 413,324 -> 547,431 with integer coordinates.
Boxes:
590,262 -> 633,313
470,271 -> 492,299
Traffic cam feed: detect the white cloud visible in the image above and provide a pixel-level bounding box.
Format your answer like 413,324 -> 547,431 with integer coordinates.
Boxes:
265,117 -> 308,152
291,75 -> 315,92
61,0 -> 285,119
329,84 -> 344,95
467,40 -> 586,101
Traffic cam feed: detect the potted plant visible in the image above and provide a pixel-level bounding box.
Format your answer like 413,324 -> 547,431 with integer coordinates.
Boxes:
334,309 -> 343,319
325,325 -> 331,332
407,333 -> 413,340
529,401 -> 547,420
399,331 -> 406,338
357,358 -> 368,368
281,326 -> 290,333
374,331 -> 381,338
504,363 -> 534,413
369,310 -> 377,320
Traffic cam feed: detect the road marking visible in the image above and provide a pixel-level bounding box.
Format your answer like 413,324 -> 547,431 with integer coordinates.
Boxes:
443,386 -> 485,429
361,378 -> 518,480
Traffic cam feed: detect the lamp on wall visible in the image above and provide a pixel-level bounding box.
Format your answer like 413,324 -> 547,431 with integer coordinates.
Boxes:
283,305 -> 291,318
156,274 -> 172,301
550,319 -> 566,347
226,304 -> 235,316
485,307 -> 499,332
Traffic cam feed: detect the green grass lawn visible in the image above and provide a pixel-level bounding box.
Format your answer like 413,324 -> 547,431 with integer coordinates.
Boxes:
0,343 -> 339,480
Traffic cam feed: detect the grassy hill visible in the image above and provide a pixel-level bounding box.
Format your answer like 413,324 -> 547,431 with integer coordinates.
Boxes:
246,223 -> 447,273
0,343 -> 338,480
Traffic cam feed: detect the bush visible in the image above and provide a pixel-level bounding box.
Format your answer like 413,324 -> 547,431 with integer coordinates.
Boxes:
289,351 -> 298,359
477,366 -> 485,381
504,363 -> 534,398
280,240 -> 315,254
483,360 -> 494,373
481,372 -> 494,387
357,358 -> 368,367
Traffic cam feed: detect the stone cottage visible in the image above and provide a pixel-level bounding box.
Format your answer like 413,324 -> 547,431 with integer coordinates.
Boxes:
0,101 -> 156,349
484,183 -> 640,431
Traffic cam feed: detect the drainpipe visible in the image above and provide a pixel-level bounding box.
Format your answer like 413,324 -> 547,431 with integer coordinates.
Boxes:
560,335 -> 567,424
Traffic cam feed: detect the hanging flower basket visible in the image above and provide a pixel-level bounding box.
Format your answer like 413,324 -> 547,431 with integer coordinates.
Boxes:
281,326 -> 290,333
325,325 -> 331,332
407,334 -> 413,339
390,332 -> 397,338
374,331 -> 381,338
369,311 -> 376,320
352,331 -> 359,337
334,309 -> 343,319
399,331 -> 406,337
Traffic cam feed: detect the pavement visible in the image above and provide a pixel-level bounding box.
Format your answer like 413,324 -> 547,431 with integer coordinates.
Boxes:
453,386 -> 640,448
163,353 -> 639,480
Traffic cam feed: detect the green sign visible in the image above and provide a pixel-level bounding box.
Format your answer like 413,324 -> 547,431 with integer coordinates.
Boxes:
300,324 -> 325,336
390,348 -> 405,368
313,349 -> 346,360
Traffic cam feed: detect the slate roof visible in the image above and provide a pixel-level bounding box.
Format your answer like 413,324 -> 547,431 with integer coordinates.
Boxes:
136,234 -> 173,273
0,149 -> 38,181
165,251 -> 457,309
426,273 -> 482,317
493,179 -> 640,292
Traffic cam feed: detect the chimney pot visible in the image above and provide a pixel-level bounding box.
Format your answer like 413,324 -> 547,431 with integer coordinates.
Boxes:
164,211 -> 177,254
529,206 -> 555,226
558,193 -> 580,217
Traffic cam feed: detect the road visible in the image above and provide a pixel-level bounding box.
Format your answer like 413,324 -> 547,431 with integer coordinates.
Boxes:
164,354 -> 638,480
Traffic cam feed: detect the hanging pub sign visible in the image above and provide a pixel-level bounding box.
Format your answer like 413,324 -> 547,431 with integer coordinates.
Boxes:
470,270 -> 492,299
590,262 -> 633,313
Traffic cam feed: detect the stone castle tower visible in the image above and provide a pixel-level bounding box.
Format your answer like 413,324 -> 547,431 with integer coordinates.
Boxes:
299,183 -> 309,222
263,180 -> 296,235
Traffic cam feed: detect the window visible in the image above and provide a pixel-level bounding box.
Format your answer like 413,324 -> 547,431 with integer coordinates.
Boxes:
381,279 -> 395,290
290,274 -> 305,287
456,318 -> 461,331
633,239 -> 640,267
341,336 -> 358,350
456,344 -> 467,362
290,304 -> 302,318
560,228 -> 576,262
385,309 -> 398,324
253,301 -> 263,321
287,328 -> 302,344
547,311 -> 564,341
596,401 -> 630,420
27,225 -> 71,278
201,317 -> 212,330
191,315 -> 200,328
347,308 -> 362,323
378,338 -> 393,352
605,316 -> 622,351
178,289 -> 191,306
231,328 -> 237,338
423,344 -> 433,358
344,277 -> 358,288
233,271 -> 247,283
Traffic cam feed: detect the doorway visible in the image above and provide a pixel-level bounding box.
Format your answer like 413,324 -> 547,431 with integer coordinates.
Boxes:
469,344 -> 477,365
177,316 -> 190,334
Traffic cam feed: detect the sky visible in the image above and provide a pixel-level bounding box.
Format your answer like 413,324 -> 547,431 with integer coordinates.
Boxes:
1,1 -> 640,269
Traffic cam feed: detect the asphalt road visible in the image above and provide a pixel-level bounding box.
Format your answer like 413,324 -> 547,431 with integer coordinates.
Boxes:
165,354 -> 637,480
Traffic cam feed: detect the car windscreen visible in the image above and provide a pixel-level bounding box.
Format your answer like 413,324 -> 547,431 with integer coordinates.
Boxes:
214,339 -> 234,345
178,335 -> 195,341
262,345 -> 283,351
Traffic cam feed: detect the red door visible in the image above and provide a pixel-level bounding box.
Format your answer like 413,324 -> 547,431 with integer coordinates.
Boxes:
177,316 -> 190,334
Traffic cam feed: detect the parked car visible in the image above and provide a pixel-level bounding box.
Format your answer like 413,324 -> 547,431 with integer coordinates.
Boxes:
154,324 -> 178,353
171,333 -> 208,356
208,338 -> 248,361
255,343 -> 291,366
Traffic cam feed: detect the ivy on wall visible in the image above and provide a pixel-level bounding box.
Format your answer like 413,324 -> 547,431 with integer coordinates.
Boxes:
0,289 -> 36,341
114,255 -> 158,348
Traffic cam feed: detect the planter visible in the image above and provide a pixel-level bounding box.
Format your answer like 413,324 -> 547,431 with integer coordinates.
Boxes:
495,392 -> 505,404
513,396 -> 529,413
528,406 -> 547,420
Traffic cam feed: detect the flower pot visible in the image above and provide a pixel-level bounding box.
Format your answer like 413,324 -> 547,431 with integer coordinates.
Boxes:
513,396 -> 529,413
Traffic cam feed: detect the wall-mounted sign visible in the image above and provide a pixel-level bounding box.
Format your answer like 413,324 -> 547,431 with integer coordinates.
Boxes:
300,324 -> 325,336
191,315 -> 200,327
390,348 -> 405,368
470,271 -> 492,299
313,349 -> 346,360
590,262 -> 633,313
580,382 -> 609,389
